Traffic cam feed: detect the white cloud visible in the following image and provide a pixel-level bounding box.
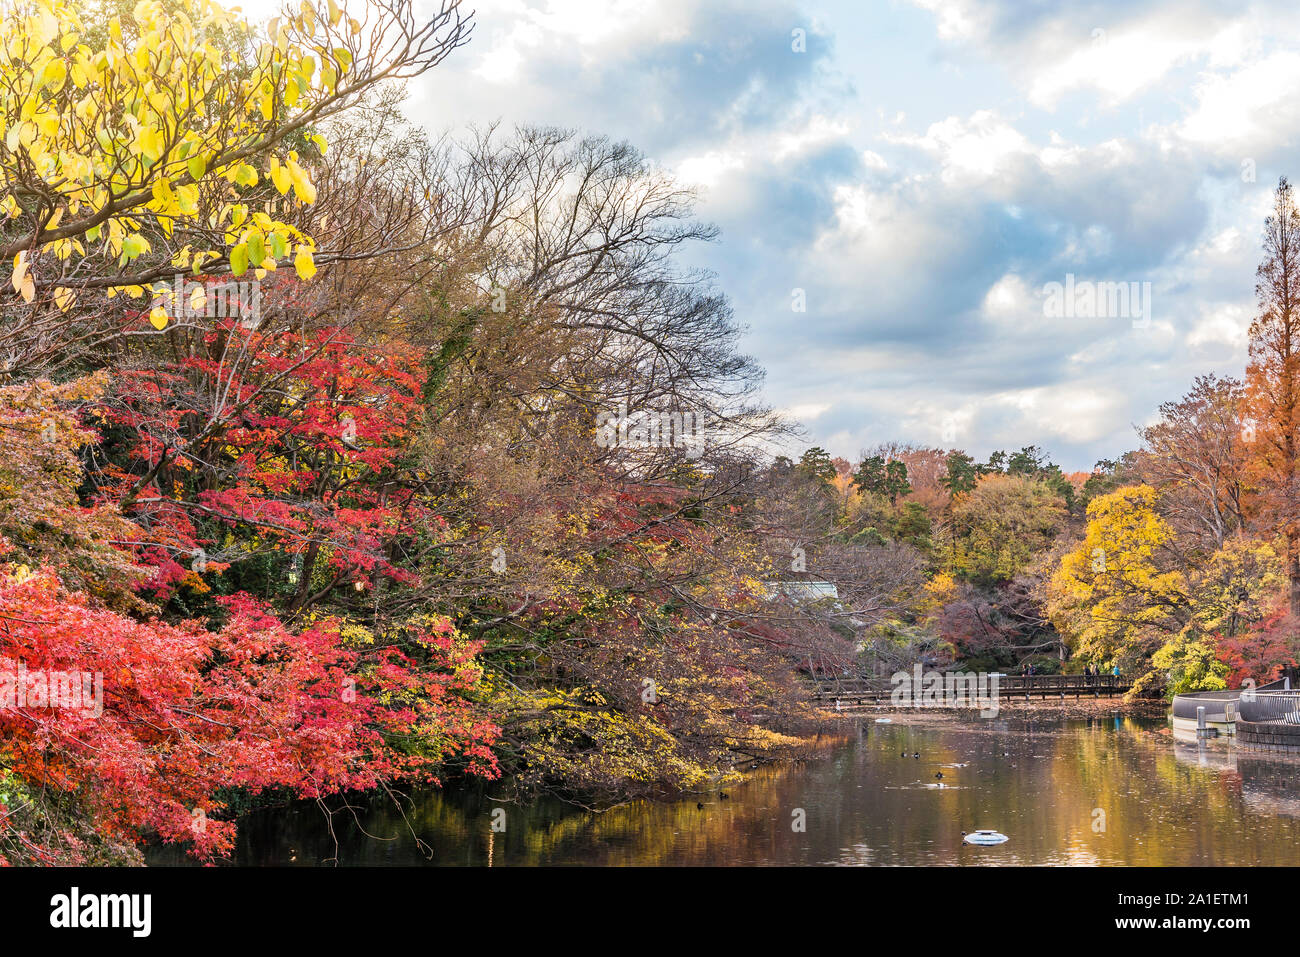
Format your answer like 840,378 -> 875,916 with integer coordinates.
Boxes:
909,0 -> 985,42
888,110 -> 1031,182
1187,304 -> 1250,351
1179,51 -> 1300,152
991,384 -> 1124,445
676,150 -> 746,188
1028,24 -> 1203,107
466,0 -> 688,84
862,150 -> 888,170
775,115 -> 852,160
784,402 -> 832,422
980,274 -> 1038,331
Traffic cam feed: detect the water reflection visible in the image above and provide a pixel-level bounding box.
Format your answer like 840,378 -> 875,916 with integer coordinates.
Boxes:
147,715 -> 1300,866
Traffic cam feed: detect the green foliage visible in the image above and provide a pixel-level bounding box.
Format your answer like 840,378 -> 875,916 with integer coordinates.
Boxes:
895,501 -> 933,555
1152,632 -> 1229,696
943,451 -> 980,494
988,445 -> 1076,511
853,454 -> 910,504
950,474 -> 1065,585
797,446 -> 837,485
1080,458 -> 1126,509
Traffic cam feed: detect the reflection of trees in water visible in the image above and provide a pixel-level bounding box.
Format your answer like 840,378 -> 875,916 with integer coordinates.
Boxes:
1045,720 -> 1300,865
169,718 -> 1300,865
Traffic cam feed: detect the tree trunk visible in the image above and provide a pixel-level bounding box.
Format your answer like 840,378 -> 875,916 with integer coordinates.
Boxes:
1290,534 -> 1300,618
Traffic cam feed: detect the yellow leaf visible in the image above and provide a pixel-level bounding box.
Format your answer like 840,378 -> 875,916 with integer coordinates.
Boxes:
286,159 -> 316,203
11,251 -> 28,293
294,248 -> 316,280
269,157 -> 291,195
39,58 -> 67,92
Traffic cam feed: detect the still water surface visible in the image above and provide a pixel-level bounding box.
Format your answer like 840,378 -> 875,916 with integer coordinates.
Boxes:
150,714 -> 1300,865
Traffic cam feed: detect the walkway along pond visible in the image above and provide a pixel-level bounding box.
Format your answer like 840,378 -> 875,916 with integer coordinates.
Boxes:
149,713 -> 1300,866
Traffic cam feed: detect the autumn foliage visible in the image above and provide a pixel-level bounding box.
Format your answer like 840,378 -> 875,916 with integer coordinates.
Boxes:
0,564 -> 496,864
0,357 -> 499,864
14,0 -> 1300,873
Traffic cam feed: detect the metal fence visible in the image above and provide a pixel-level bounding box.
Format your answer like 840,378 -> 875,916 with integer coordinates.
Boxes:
1171,691 -> 1240,722
1237,690 -> 1300,724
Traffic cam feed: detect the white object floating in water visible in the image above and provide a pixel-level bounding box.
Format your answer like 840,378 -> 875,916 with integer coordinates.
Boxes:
964,829 -> 1008,845
874,718 -> 892,724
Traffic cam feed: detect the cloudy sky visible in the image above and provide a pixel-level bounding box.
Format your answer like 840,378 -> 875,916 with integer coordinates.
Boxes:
258,0 -> 1300,470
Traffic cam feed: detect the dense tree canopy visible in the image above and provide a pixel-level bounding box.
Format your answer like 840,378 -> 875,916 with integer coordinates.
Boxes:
5,0 -> 1300,868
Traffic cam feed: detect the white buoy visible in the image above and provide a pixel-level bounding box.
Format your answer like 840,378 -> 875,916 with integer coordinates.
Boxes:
963,829 -> 1008,845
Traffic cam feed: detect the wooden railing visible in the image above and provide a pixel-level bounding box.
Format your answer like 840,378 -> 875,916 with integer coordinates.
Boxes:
810,673 -> 1128,703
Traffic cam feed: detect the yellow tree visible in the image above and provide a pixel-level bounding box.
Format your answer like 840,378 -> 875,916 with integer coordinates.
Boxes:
0,0 -> 470,367
1143,537 -> 1285,694
1047,485 -> 1188,682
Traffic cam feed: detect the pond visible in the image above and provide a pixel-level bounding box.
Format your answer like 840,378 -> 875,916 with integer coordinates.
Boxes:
147,713 -> 1300,865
